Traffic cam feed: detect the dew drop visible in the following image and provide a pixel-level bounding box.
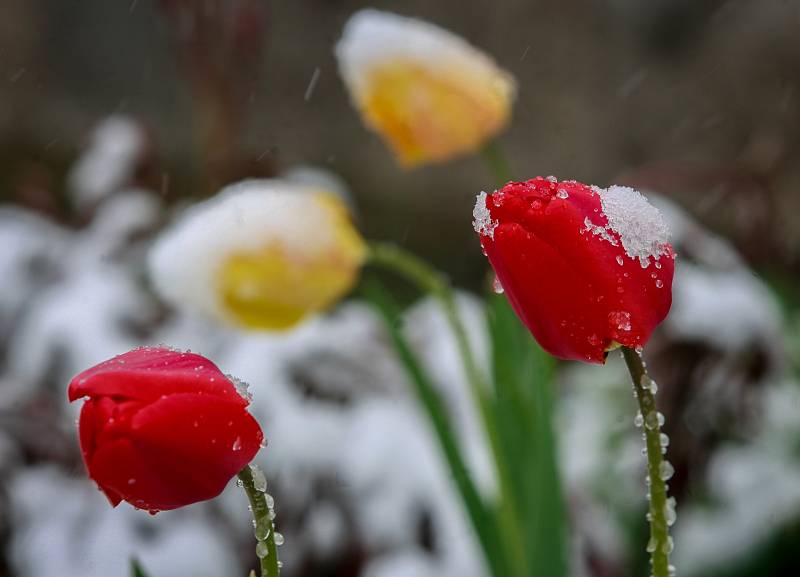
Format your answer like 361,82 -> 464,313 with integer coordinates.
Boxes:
660,433 -> 670,448
556,189 -> 569,199
616,255 -> 624,266
255,541 -> 269,559
644,411 -> 659,430
634,412 -> 644,428
646,537 -> 656,553
663,536 -> 674,554
492,276 -> 504,294
232,436 -> 242,452
274,532 -> 285,546
254,522 -> 270,541
659,460 -> 675,481
655,280 -> 664,288
265,494 -> 275,508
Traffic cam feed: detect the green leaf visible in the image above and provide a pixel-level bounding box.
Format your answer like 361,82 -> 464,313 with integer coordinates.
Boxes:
130,559 -> 150,577
362,278 -> 509,577
486,294 -> 568,577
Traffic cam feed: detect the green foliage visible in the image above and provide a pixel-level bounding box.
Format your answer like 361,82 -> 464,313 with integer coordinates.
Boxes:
130,559 -> 150,577
364,269 -> 568,577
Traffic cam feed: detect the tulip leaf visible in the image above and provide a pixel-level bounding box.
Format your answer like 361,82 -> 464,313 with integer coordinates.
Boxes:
130,559 -> 150,577
363,277 -> 509,577
486,294 -> 568,577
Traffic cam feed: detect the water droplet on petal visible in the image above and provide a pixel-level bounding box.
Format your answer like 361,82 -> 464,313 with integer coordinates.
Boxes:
616,255 -> 624,266
556,189 -> 569,199
232,436 -> 242,451
492,276 -> 504,294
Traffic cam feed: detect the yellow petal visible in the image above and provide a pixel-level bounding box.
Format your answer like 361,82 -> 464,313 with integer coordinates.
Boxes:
337,9 -> 515,167
216,192 -> 367,330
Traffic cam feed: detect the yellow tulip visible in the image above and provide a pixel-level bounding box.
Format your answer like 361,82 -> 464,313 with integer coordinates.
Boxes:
149,179 -> 366,330
336,9 -> 516,167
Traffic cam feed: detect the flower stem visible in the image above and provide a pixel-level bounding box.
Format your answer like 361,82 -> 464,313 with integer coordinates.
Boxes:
238,465 -> 280,577
480,140 -> 512,187
621,347 -> 673,577
368,242 -> 526,575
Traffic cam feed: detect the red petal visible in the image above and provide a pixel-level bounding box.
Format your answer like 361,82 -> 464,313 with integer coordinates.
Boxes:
68,347 -> 247,406
84,393 -> 262,511
480,178 -> 674,363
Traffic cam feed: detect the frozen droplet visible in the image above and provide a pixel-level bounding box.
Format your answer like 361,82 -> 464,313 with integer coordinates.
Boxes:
659,460 -> 675,480
664,497 -> 677,526
608,310 -> 632,331
492,276 -> 504,294
232,436 -> 242,451
274,532 -> 285,546
254,522 -> 270,541
556,189 -> 569,199
255,541 -> 270,559
250,464 -> 268,493
634,411 -> 644,427
616,255 -> 624,266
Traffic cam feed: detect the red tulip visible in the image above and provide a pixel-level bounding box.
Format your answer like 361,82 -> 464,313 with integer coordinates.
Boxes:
474,177 -> 674,363
68,347 -> 263,512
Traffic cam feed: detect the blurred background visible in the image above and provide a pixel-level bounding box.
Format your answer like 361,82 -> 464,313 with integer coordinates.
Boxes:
1,1 -> 800,577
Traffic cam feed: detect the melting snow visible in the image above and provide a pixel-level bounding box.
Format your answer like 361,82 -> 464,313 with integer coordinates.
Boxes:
472,192 -> 498,239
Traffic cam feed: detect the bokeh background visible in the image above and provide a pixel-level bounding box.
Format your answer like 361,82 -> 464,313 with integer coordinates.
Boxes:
2,1 -> 800,577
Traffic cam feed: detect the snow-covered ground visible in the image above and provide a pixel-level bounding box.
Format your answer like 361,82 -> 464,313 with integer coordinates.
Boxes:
1,116 -> 798,577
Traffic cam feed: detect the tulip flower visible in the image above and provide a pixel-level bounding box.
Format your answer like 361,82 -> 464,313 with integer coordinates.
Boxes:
68,346 -> 263,512
336,9 -> 516,167
148,179 -> 367,331
474,177 -> 674,363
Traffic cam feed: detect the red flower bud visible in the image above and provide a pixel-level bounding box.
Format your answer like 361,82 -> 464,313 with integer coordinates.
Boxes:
68,347 -> 263,512
474,177 -> 674,363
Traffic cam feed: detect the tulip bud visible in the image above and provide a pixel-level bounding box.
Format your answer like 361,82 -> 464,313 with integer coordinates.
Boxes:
474,177 -> 674,363
68,347 -> 263,512
336,9 -> 516,167
148,179 -> 367,330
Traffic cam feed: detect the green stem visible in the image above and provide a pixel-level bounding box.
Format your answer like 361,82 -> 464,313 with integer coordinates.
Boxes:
238,465 -> 280,577
368,242 -> 526,576
621,347 -> 673,577
481,140 -> 513,187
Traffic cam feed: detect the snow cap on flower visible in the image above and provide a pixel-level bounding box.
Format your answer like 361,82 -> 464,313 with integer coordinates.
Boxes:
336,9 -> 516,167
148,179 -> 367,331
474,177 -> 674,363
